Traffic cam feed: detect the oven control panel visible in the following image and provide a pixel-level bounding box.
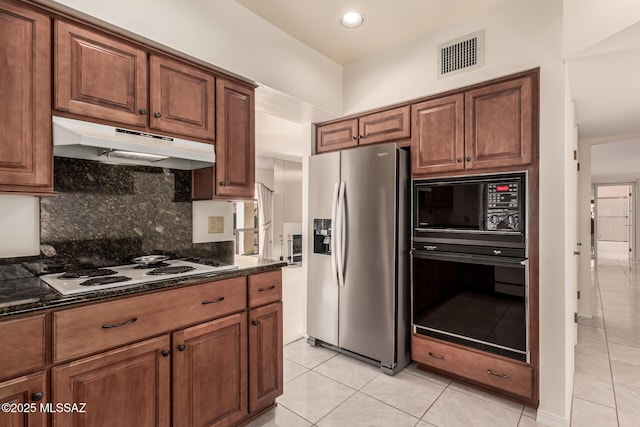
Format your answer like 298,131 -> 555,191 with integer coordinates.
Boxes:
486,181 -> 521,232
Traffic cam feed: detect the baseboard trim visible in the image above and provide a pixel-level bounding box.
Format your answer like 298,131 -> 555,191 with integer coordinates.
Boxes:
536,409 -> 570,427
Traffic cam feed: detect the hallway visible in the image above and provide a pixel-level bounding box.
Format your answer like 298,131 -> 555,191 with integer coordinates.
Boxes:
573,257 -> 640,426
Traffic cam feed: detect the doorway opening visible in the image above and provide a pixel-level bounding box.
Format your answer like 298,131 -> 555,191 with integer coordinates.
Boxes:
594,184 -> 633,260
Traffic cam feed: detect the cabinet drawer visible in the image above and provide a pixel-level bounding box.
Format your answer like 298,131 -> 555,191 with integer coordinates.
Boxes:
54,277 -> 246,362
412,334 -> 533,398
248,270 -> 282,308
0,314 -> 46,380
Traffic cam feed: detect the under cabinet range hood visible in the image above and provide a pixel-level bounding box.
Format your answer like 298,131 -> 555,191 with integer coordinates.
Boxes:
52,117 -> 215,170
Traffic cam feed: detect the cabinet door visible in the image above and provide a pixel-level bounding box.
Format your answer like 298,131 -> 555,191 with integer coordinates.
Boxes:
465,76 -> 534,170
214,78 -> 255,199
248,302 -> 283,413
149,55 -> 215,140
54,20 -> 148,127
0,0 -> 52,194
359,106 -> 410,146
0,372 -> 46,427
316,119 -> 358,153
52,335 -> 171,427
173,312 -> 247,427
411,94 -> 464,176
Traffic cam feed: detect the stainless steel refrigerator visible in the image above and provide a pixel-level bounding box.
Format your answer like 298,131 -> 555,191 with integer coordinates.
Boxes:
307,143 -> 410,374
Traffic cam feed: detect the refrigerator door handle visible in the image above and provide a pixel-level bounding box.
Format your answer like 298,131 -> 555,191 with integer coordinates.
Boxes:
337,181 -> 346,287
330,182 -> 340,287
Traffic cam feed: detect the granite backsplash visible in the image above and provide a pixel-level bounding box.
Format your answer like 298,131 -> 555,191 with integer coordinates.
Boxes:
1,157 -> 234,273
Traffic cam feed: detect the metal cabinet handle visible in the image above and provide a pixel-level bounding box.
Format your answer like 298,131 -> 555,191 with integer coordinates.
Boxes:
31,391 -> 44,402
161,350 -> 170,357
428,352 -> 445,360
101,317 -> 137,329
352,136 -> 357,140
456,158 -> 462,163
252,320 -> 259,326
493,249 -> 502,255
139,108 -> 147,115
202,297 -> 225,305
219,181 -> 226,187
424,245 -> 437,251
177,344 -> 186,352
258,285 -> 276,292
466,156 -> 471,162
154,112 -> 162,118
486,369 -> 508,379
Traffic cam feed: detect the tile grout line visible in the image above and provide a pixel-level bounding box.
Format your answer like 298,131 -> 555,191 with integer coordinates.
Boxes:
600,259 -> 620,426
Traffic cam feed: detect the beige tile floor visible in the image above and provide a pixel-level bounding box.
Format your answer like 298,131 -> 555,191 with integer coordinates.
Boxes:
248,257 -> 640,426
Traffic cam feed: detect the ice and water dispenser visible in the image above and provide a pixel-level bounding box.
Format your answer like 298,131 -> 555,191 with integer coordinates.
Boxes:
313,219 -> 332,255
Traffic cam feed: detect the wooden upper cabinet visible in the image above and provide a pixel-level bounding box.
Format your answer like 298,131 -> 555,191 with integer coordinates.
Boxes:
411,94 -> 464,175
0,0 -> 53,194
358,106 -> 410,146
149,55 -> 215,141
465,75 -> 533,170
316,119 -> 358,153
316,106 -> 410,153
192,78 -> 254,200
52,335 -> 171,427
172,313 -> 247,427
412,73 -> 536,176
54,20 -> 148,127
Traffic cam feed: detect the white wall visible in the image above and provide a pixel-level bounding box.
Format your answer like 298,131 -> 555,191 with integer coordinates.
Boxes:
342,0 -> 563,114
563,0 -> 640,57
272,159 -> 302,261
0,195 -> 40,257
42,0 -> 343,114
341,1 -> 571,424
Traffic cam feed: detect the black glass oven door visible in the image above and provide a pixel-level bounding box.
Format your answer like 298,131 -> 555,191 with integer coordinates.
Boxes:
411,250 -> 528,362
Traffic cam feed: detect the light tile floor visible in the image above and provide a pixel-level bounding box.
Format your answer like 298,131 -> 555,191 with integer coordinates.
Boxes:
248,257 -> 640,426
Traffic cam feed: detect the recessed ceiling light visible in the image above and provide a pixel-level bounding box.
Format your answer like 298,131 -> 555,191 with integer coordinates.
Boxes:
341,12 -> 365,29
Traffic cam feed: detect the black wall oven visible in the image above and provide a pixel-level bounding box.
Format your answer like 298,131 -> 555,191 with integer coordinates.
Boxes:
411,172 -> 529,362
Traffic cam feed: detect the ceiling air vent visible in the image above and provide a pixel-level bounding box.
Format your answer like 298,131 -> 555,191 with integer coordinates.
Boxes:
438,30 -> 484,78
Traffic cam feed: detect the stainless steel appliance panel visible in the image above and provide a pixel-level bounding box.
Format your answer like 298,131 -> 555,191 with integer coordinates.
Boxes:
307,151 -> 341,346
338,144 -> 398,365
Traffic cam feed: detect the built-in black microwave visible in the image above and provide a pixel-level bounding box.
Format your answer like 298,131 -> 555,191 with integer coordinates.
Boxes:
412,172 -> 526,248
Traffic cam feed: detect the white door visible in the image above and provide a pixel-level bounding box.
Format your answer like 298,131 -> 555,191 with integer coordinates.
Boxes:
596,184 -> 631,259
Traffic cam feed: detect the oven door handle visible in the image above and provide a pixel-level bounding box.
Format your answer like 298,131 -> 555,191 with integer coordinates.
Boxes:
411,250 -> 526,268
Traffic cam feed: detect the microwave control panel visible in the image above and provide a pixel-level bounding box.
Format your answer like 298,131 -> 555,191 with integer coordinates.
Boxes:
486,181 -> 521,231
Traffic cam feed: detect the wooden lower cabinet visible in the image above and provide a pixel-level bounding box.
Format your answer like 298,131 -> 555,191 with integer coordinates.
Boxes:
412,334 -> 534,400
48,270 -> 284,426
172,312 -> 248,427
248,302 -> 283,413
0,372 -> 47,427
52,335 -> 171,427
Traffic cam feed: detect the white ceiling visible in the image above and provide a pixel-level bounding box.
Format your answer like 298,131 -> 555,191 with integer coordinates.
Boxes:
235,0 -> 510,64
239,0 -> 640,181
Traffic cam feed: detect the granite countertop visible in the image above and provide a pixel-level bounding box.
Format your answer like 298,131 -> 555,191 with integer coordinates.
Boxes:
0,256 -> 287,318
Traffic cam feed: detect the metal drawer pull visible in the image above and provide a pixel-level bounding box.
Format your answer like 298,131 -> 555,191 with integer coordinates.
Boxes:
101,317 -> 137,329
428,352 -> 445,360
258,285 -> 276,292
201,297 -> 225,305
486,369 -> 508,379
